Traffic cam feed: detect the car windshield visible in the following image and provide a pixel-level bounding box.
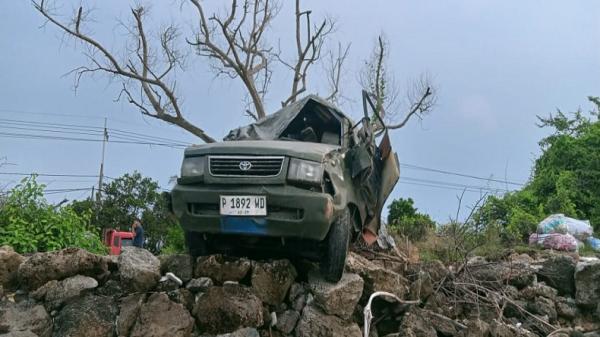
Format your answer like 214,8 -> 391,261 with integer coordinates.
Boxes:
121,238 -> 133,247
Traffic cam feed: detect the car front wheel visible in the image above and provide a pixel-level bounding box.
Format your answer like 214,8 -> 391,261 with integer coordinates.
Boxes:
320,208 -> 351,282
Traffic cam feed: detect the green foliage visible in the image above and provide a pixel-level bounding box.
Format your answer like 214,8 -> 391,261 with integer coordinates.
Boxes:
160,225 -> 186,255
387,198 -> 436,242
0,176 -> 105,254
72,171 -> 178,254
474,96 -> 600,241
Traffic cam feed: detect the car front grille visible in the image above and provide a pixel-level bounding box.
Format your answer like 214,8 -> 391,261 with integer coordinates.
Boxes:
209,156 -> 284,177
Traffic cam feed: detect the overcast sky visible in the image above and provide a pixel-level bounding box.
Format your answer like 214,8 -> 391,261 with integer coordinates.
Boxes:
1,1 -> 599,222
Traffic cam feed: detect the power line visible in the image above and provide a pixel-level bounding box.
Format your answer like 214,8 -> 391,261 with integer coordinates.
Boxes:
402,176 -> 511,193
0,118 -> 190,146
0,172 -> 100,178
0,131 -> 187,148
401,163 -> 525,186
399,181 -> 494,194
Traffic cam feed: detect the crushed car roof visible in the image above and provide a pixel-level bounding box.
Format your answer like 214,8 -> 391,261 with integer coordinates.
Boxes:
224,95 -> 354,141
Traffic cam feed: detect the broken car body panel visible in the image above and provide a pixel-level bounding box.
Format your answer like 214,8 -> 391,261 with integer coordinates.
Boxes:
171,94 -> 399,255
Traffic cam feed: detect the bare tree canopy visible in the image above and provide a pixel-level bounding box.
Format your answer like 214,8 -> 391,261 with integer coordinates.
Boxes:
34,1 -> 216,142
33,0 -> 436,142
360,35 -> 436,130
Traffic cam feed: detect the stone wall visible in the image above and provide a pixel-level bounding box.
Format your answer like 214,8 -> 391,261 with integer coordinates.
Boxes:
0,245 -> 599,337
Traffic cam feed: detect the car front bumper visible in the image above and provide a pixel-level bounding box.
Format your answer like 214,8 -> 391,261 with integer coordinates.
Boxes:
171,183 -> 334,241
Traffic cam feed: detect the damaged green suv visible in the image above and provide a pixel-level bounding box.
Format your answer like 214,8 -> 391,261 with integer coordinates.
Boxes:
170,94 -> 399,281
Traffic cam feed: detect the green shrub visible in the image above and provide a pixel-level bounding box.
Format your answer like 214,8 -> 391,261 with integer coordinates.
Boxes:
0,176 -> 105,254
160,224 -> 186,255
387,198 -> 435,242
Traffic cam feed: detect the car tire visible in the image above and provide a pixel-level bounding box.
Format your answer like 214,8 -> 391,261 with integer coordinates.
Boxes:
185,231 -> 207,258
320,208 -> 351,282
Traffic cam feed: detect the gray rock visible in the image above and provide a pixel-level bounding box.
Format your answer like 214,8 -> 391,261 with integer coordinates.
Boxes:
186,277 -> 214,293
53,294 -> 117,337
95,279 -> 123,298
251,260 -> 297,305
526,296 -> 557,322
288,283 -> 308,312
468,260 -> 535,289
489,319 -> 537,337
308,272 -> 363,320
555,296 -> 578,319
406,260 -> 449,301
575,259 -> 600,307
295,305 -> 361,337
395,307 -> 437,337
0,331 -> 39,337
194,284 -> 263,334
156,278 -> 181,292
424,310 -> 466,336
167,288 -> 195,312
31,275 -> 98,310
345,252 -> 409,300
216,328 -> 260,337
118,247 -> 161,292
129,292 -> 194,337
0,246 -> 24,290
274,310 -> 300,334
117,293 -> 146,337
159,254 -> 194,283
17,248 -> 108,291
536,254 -> 576,296
465,319 -> 490,337
519,282 -> 557,301
195,254 -> 251,285
0,301 -> 52,337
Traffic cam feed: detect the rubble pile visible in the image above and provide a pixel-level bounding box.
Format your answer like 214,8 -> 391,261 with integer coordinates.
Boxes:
0,245 -> 599,337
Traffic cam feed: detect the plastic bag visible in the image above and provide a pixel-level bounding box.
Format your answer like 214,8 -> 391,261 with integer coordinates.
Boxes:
537,214 -> 593,240
587,236 -> 600,252
541,233 -> 579,252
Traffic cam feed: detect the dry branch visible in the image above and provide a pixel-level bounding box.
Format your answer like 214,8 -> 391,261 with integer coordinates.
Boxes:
33,0 -> 216,142
278,0 -> 335,106
188,0 -> 278,119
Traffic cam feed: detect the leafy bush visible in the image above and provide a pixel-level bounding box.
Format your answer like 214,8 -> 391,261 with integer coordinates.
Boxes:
387,198 -> 436,242
160,224 -> 186,255
0,176 -> 105,254
71,171 -> 178,254
474,96 -> 600,242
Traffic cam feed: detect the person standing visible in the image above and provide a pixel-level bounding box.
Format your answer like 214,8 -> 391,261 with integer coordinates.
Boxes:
132,219 -> 145,248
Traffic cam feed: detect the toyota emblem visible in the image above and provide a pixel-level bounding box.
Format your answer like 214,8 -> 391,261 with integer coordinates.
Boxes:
239,160 -> 252,171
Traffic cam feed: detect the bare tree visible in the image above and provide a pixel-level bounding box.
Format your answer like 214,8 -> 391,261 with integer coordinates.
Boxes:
33,1 -> 216,143
360,35 -> 436,130
324,42 -> 351,105
277,0 -> 336,106
34,1 -> 435,142
188,0 -> 279,120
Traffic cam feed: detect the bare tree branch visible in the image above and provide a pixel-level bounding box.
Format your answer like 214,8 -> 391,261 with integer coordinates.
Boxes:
360,35 -> 437,130
187,0 -> 278,119
324,42 -> 350,104
279,0 -> 335,106
359,35 -> 400,123
32,0 -> 216,142
387,75 -> 437,130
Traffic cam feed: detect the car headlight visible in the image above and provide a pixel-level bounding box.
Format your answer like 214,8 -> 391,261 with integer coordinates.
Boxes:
288,158 -> 323,185
181,156 -> 205,177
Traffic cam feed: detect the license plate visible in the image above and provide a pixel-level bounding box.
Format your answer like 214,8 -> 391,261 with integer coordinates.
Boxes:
220,195 -> 267,216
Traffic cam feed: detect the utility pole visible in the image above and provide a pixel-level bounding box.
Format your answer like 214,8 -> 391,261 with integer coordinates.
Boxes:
96,118 -> 108,204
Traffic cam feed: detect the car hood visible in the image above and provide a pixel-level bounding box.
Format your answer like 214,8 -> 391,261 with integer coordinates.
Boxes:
185,140 -> 341,162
